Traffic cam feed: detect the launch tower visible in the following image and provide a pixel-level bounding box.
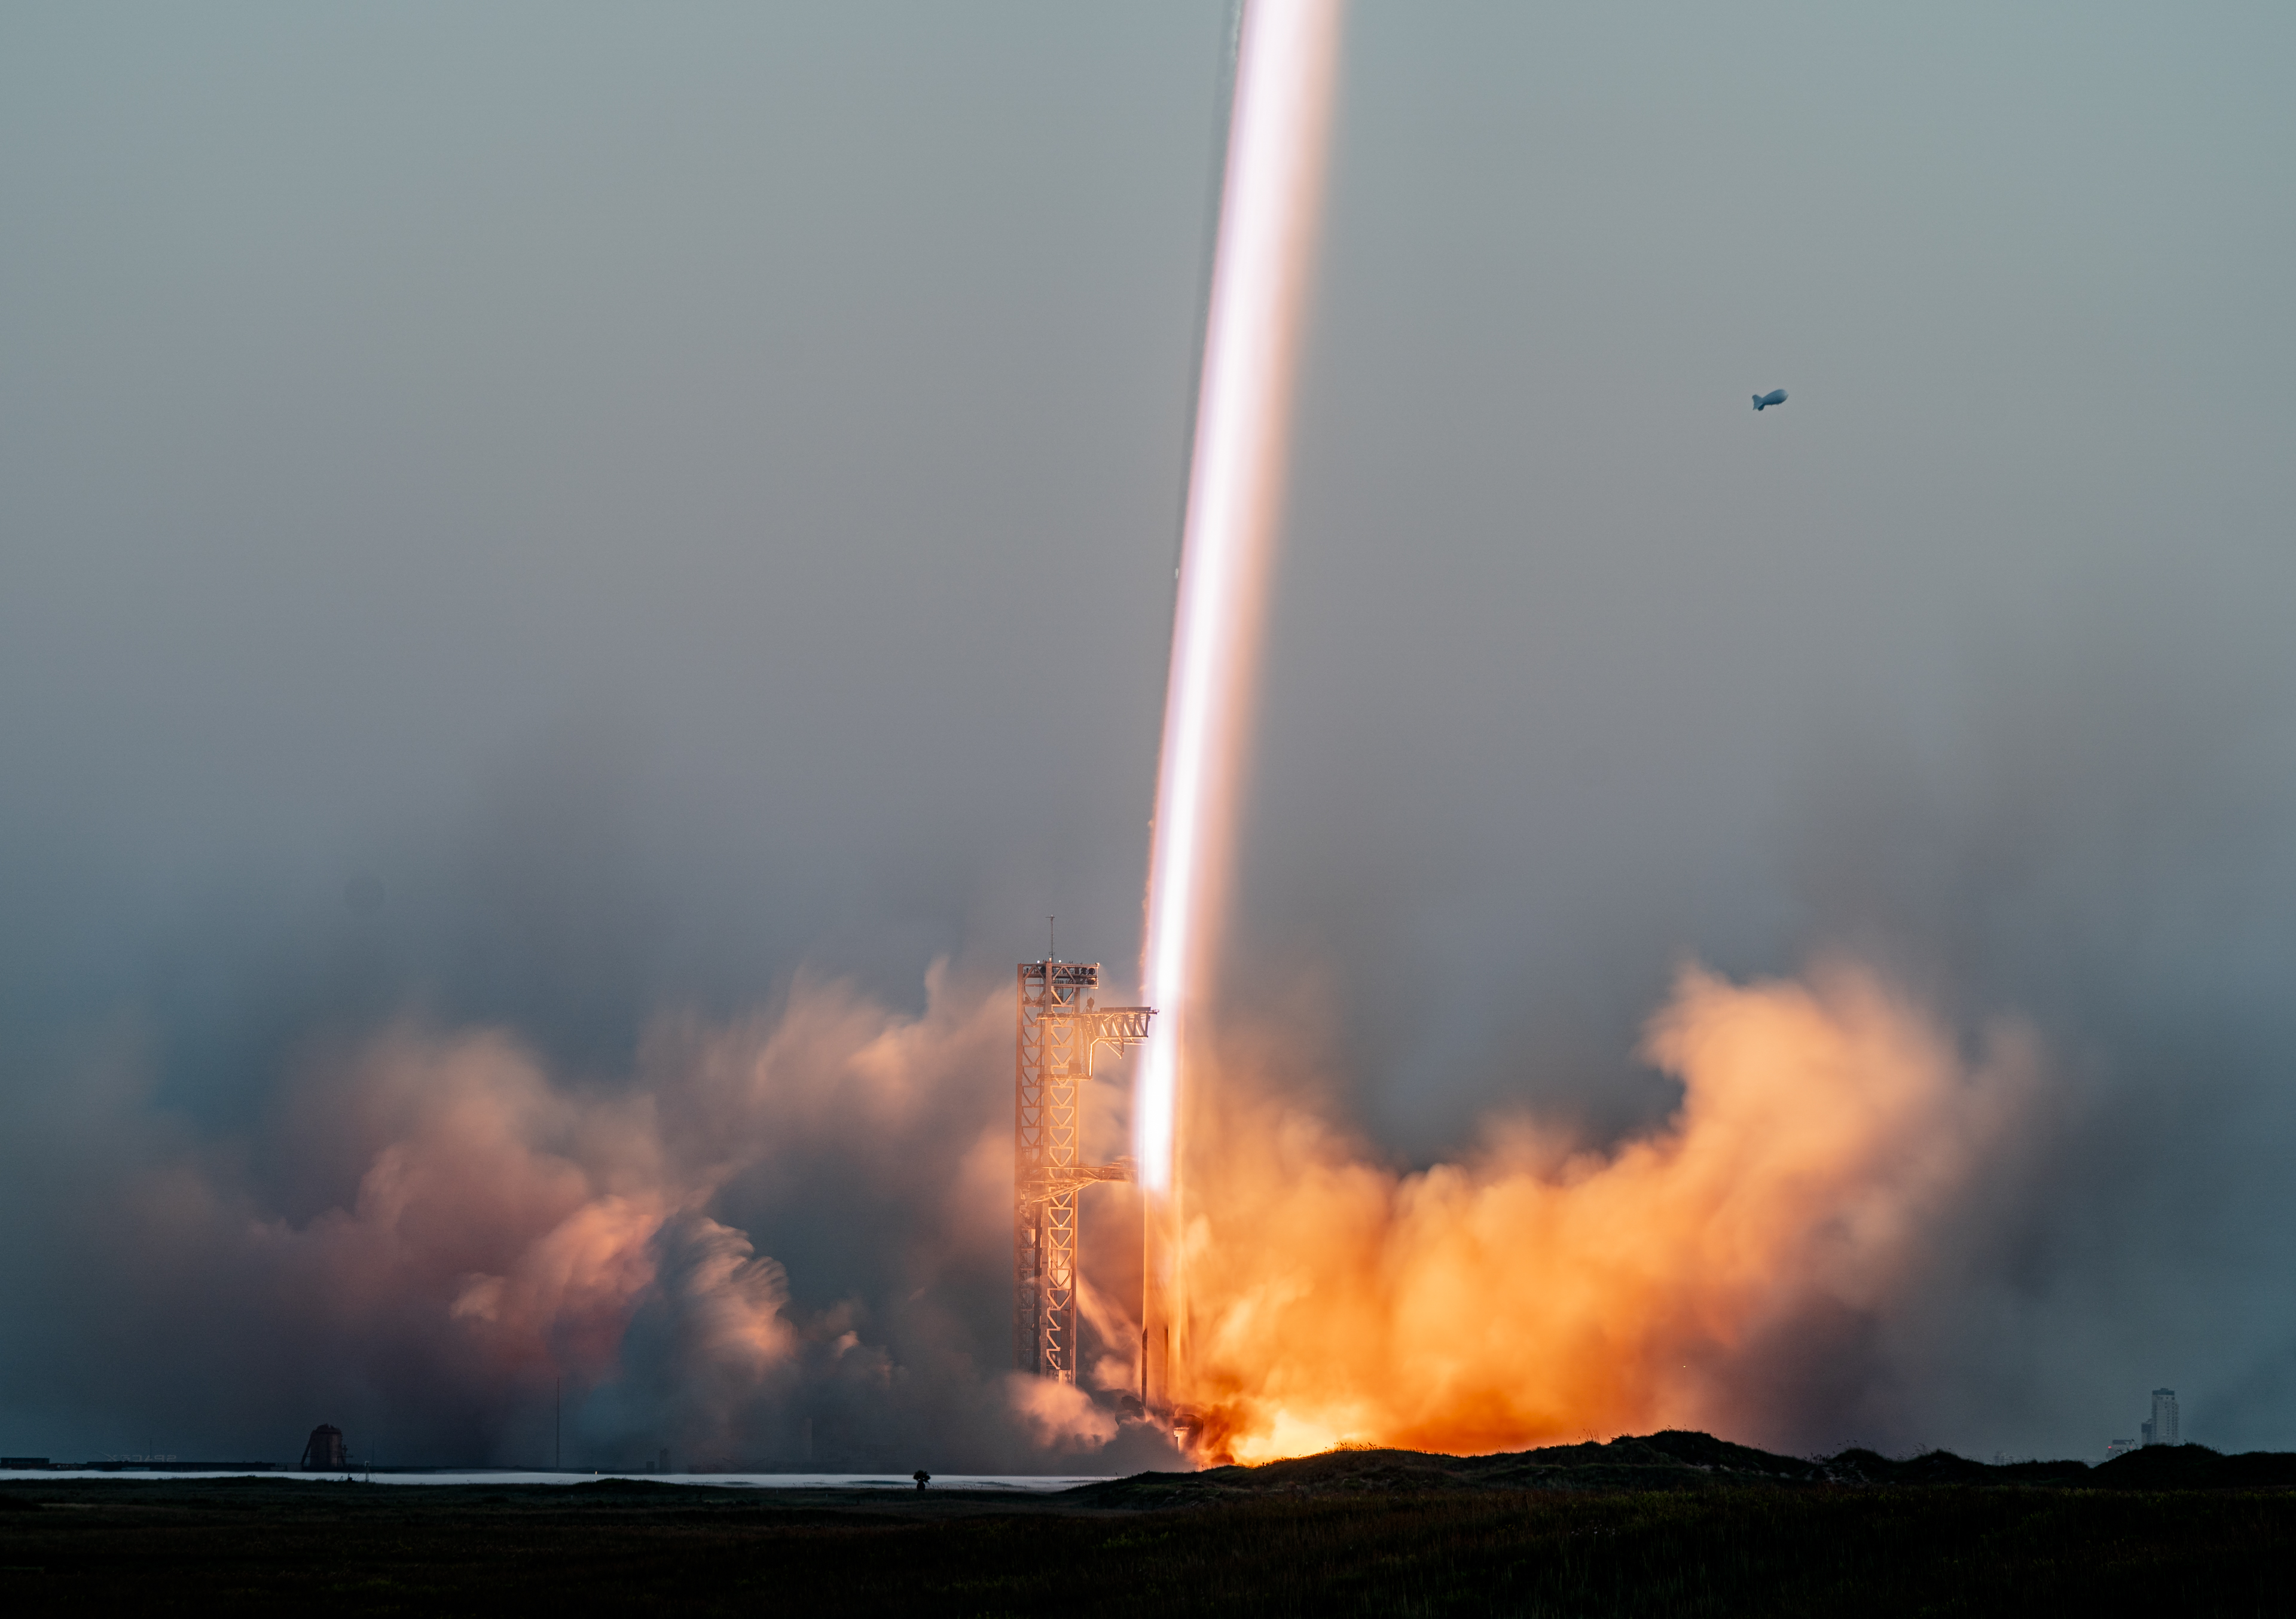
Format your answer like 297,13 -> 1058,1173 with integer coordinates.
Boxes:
1015,960 -> 1153,1383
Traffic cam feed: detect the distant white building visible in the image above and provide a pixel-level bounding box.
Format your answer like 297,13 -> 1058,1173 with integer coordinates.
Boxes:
2144,1388 -> 2179,1447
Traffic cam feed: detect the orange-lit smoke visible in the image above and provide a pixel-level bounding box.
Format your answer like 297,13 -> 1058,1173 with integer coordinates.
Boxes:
79,936 -> 2039,1469
1171,958 -> 2038,1462
261,1028 -> 695,1382
113,964 -> 1033,1458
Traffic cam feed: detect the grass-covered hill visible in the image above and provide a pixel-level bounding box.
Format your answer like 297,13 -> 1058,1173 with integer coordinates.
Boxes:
1075,1429 -> 2292,1505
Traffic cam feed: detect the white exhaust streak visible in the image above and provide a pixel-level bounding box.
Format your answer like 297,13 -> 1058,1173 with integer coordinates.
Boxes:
1137,0 -> 1342,1193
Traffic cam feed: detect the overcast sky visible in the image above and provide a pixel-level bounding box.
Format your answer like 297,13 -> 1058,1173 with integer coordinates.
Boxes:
4,2 -> 2295,1462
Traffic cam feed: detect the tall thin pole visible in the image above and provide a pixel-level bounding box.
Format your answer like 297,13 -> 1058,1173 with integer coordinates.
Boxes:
554,1378 -> 561,1472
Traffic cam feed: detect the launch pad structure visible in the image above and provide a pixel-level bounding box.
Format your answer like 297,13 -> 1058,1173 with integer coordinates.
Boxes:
1013,960 -> 1153,1385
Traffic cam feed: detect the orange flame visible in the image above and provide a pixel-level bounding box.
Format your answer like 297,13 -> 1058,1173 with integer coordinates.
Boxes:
1170,959 -> 2037,1462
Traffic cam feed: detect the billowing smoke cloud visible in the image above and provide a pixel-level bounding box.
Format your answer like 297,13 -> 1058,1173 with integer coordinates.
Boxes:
0,963 -> 1180,1472
1177,960 -> 2039,1461
1213,618 -> 2296,1461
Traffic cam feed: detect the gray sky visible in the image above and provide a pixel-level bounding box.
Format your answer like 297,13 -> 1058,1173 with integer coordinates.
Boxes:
3,2 -> 2294,1463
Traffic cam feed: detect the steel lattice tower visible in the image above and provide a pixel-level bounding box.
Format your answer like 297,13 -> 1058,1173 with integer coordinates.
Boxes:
1015,960 -> 1153,1383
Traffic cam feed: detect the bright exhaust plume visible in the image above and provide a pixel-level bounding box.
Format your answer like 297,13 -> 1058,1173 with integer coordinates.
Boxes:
1138,0 -> 1343,1195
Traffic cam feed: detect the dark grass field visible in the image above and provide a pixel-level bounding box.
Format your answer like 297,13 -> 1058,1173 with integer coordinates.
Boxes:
4,1437 -> 2292,1615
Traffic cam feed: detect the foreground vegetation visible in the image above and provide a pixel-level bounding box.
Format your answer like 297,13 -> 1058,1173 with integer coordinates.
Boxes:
3,1440 -> 2292,1615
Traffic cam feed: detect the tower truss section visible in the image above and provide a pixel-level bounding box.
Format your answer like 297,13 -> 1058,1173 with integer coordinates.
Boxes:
1015,959 -> 1153,1383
